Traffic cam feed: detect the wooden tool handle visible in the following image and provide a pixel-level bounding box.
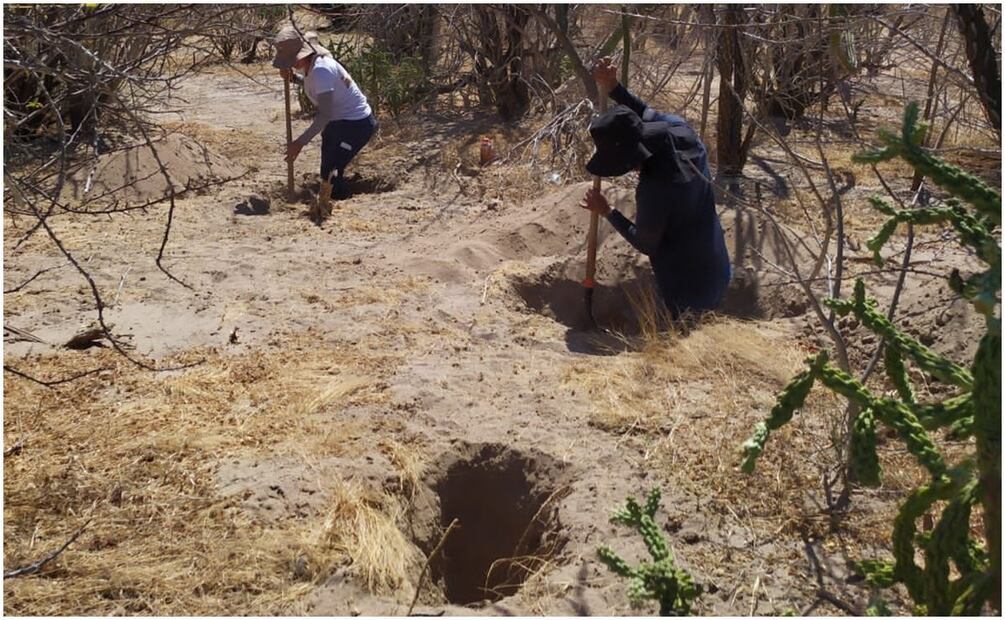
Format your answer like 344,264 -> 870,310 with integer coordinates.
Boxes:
584,93 -> 608,288
283,74 -> 294,198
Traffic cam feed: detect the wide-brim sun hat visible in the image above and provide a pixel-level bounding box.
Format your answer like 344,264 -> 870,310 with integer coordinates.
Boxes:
586,105 -> 659,177
273,25 -> 330,70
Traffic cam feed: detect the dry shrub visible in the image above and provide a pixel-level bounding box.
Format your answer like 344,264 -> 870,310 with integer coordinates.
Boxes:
565,305 -> 825,528
3,332 -> 399,615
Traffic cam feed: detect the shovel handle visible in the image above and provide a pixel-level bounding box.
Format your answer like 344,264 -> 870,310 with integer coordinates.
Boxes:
584,193 -> 600,288
584,94 -> 607,289
284,74 -> 294,199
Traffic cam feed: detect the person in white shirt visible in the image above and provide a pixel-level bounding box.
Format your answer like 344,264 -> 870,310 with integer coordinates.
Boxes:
274,26 -> 377,216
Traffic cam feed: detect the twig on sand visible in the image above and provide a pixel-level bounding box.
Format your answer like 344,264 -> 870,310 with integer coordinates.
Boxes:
112,265 -> 133,308
4,265 -> 68,294
4,519 -> 91,579
3,324 -> 49,345
480,274 -> 495,304
4,440 -> 25,458
408,518 -> 460,616
748,575 -> 761,615
3,364 -> 106,388
452,162 -> 466,196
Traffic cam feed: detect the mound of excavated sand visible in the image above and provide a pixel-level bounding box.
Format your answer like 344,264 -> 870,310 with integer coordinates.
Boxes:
398,181 -> 814,327
61,132 -> 246,206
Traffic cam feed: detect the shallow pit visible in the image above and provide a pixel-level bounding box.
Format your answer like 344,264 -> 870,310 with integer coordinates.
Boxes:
306,172 -> 397,197
512,259 -> 807,341
512,266 -> 654,336
416,443 -> 568,606
272,172 -> 398,205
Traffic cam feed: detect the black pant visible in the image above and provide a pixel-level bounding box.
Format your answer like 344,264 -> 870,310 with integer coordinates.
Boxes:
320,114 -> 377,196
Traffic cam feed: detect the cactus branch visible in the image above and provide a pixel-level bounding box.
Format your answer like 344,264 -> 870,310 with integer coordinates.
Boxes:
743,102 -> 999,614
828,280 -> 974,388
598,490 -> 699,615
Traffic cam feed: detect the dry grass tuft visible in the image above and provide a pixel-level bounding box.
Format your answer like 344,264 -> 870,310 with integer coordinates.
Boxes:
379,439 -> 427,499
333,275 -> 431,309
302,479 -> 424,599
3,332 -> 400,615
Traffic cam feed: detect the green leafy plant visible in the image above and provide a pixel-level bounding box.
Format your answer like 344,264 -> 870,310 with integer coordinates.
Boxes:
325,37 -> 429,117
597,489 -> 700,615
740,102 -> 1000,615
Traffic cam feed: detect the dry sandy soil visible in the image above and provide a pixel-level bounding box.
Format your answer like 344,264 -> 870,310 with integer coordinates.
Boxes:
3,55 -> 992,616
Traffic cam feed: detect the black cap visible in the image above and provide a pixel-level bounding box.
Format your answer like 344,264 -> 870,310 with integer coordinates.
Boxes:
586,105 -> 653,177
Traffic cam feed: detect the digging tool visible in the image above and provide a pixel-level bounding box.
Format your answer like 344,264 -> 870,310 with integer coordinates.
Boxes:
583,92 -> 608,327
283,73 -> 294,200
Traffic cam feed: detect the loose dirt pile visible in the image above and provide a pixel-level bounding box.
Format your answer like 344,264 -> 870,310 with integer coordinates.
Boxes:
396,180 -> 814,340
60,132 -> 246,206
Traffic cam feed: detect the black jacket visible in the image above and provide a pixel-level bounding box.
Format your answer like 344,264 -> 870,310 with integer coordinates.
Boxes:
604,84 -> 731,315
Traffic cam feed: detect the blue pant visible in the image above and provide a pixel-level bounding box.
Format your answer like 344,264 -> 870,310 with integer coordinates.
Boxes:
321,115 -> 377,195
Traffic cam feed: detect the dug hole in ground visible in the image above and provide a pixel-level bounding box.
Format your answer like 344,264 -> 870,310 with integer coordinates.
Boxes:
4,54 -> 992,618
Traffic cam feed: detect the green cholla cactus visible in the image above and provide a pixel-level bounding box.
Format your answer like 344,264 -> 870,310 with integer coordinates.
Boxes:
597,489 -> 700,616
853,103 -> 1001,224
741,103 -> 1001,614
850,406 -> 880,486
827,280 -> 974,389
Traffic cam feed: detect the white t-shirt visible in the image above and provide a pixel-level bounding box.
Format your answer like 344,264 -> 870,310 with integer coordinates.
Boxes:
304,55 -> 371,121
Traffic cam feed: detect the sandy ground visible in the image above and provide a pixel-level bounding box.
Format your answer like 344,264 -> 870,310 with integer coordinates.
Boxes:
3,59 -> 991,616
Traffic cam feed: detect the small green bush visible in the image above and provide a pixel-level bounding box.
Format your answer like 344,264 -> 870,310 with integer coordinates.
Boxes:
326,37 -> 429,117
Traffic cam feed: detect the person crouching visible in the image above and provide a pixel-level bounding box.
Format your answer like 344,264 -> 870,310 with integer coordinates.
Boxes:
273,26 -> 377,218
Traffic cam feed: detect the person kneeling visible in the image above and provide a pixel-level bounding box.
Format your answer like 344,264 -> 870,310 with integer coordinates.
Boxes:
580,58 -> 731,320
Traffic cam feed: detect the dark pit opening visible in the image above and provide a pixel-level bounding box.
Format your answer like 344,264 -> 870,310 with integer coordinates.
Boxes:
423,444 -> 567,605
304,173 -> 397,198
512,262 -> 807,347
512,269 -> 654,337
342,172 -> 397,194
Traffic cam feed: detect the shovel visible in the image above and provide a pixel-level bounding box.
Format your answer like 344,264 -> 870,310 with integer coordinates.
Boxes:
583,93 -> 608,328
283,73 -> 294,200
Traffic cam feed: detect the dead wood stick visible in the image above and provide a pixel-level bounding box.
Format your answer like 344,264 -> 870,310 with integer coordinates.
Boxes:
4,440 -> 24,458
284,73 -> 295,199
3,324 -> 49,345
3,364 -> 105,387
4,519 -> 91,579
408,518 -> 459,616
4,265 -> 67,294
815,589 -> 861,616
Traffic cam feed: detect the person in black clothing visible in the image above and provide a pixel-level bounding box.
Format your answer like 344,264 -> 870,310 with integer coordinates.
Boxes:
580,58 -> 731,318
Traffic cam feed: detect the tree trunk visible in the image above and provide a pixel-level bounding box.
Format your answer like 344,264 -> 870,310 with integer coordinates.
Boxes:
953,4 -> 1001,136
716,5 -> 748,175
